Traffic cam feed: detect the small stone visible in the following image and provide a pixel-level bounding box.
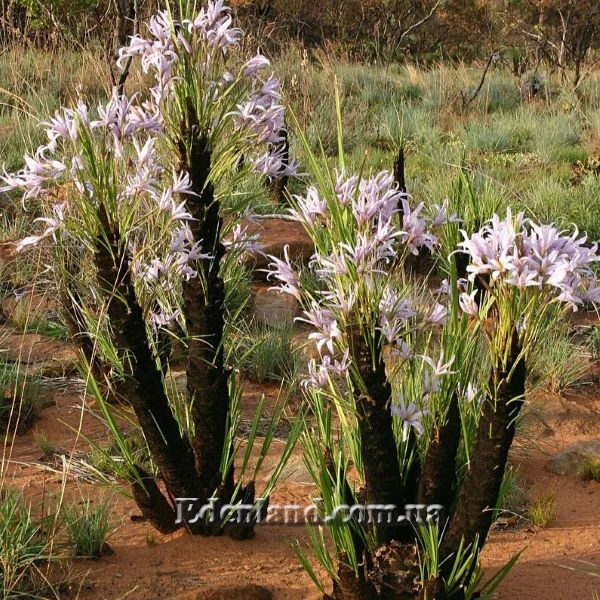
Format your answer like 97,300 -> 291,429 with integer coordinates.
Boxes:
545,440 -> 600,476
267,453 -> 312,485
1,292 -> 58,327
253,284 -> 298,327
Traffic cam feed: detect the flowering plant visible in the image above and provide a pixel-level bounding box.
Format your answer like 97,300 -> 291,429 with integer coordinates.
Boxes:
273,118 -> 599,597
1,1 -> 300,536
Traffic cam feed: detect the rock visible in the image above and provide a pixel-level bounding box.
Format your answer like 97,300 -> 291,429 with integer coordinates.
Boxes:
241,218 -> 313,277
1,332 -> 78,377
253,284 -> 298,326
1,292 -> 58,327
291,326 -> 330,363
545,440 -> 600,476
176,584 -> 272,600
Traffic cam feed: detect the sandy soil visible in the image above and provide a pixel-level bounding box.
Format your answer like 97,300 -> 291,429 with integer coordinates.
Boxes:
1,337 -> 599,600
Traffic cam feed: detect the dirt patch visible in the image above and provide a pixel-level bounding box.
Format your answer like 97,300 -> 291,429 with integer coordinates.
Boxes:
2,337 -> 600,599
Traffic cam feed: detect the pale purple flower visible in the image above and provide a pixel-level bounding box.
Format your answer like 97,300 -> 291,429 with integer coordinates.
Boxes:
117,35 -> 152,66
334,171 -> 358,206
289,187 -> 327,226
459,290 -> 479,316
223,223 -> 264,258
151,309 -> 181,330
373,217 -> 402,259
1,153 -> 66,198
423,371 -> 440,395
171,170 -> 193,194
142,257 -> 168,282
431,199 -> 460,227
302,358 -> 330,389
378,289 -> 415,342
379,289 -> 415,322
205,14 -> 241,52
43,109 -> 79,147
391,396 -> 426,441
313,251 -> 350,277
378,319 -> 404,344
351,171 -> 401,226
321,286 -> 357,315
233,96 -> 284,145
436,279 -> 451,295
182,240 -> 213,263
457,210 -> 599,306
420,352 -> 456,377
424,302 -> 448,325
127,101 -> 164,134
133,137 -> 156,166
461,382 -> 484,405
187,0 -> 231,34
401,199 -> 439,254
579,280 -> 600,304
329,349 -> 351,375
265,245 -> 301,300
243,54 -> 270,77
339,235 -> 381,270
505,257 -> 541,289
298,305 -> 342,355
251,148 -> 301,179
259,76 -> 282,101
389,339 -> 414,360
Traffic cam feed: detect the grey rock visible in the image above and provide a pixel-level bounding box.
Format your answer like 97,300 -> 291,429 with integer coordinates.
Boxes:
253,285 -> 298,327
545,440 -> 600,476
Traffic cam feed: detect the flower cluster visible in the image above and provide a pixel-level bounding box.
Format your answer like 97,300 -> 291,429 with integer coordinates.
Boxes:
267,170 -> 451,395
389,351 -> 456,439
1,2 -> 306,336
118,1 -> 299,180
222,223 -> 265,263
458,209 -> 600,309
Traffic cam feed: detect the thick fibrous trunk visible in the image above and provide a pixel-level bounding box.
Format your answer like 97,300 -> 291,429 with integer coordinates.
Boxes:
352,334 -> 404,545
417,392 -> 461,511
440,343 -> 525,572
93,207 -> 199,528
393,146 -> 406,195
112,0 -> 137,94
177,103 -> 242,535
324,450 -> 375,599
62,286 -> 103,380
328,562 -> 378,600
131,470 -> 179,534
394,146 -> 406,220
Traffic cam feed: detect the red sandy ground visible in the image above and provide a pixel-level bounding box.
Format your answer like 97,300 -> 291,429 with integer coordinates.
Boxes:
2,369 -> 599,600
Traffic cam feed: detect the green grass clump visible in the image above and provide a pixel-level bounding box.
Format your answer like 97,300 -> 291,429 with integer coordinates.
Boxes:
0,487 -> 62,598
62,498 -> 114,559
35,431 -> 56,458
527,329 -> 590,394
494,465 -> 527,520
231,320 -> 300,383
579,457 -> 600,483
528,493 -> 556,527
